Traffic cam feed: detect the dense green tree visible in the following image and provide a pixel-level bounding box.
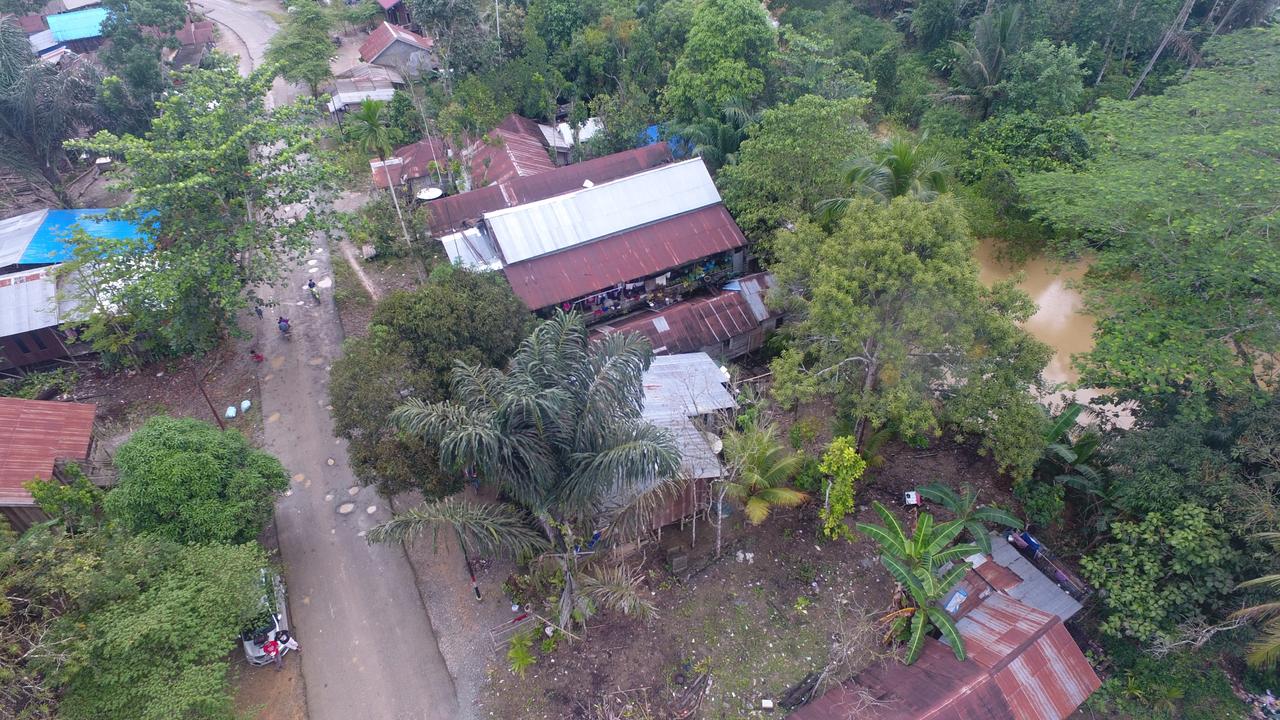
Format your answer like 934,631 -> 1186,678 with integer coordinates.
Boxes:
662,0 -> 774,122
369,312 -> 680,629
998,40 -> 1085,118
718,94 -> 872,238
768,197 -> 1051,471
1081,503 -> 1240,643
266,1 -> 336,97
773,27 -> 874,104
670,99 -> 757,173
105,417 -> 288,545
329,268 -> 531,496
65,60 -> 334,356
1018,27 -> 1280,414
96,0 -> 188,132
4,527 -> 267,720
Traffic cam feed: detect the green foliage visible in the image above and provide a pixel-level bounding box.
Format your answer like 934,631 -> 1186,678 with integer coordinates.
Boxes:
95,0 -> 187,133
266,1 -> 336,96
1018,28 -> 1280,413
857,501 -> 976,664
437,75 -> 509,143
917,483 -> 1021,555
26,464 -> 104,531
768,197 -> 1050,456
1087,646 -> 1248,720
1013,476 -> 1064,528
788,417 -> 821,449
662,0 -> 774,122
1080,503 -> 1240,643
105,417 -> 288,545
719,95 -> 872,238
329,269 -> 529,496
6,528 -> 267,720
817,437 -> 864,541
0,368 -> 80,399
507,627 -> 538,676
948,5 -> 1024,119
818,134 -> 949,221
998,40 -> 1085,118
66,61 -> 335,356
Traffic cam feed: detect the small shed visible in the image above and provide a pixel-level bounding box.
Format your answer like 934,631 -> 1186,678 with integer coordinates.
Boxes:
45,7 -> 107,50
0,397 -> 97,532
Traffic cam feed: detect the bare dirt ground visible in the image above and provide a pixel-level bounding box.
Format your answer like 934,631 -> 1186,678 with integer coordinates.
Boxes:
476,437 -> 1010,719
229,651 -> 307,720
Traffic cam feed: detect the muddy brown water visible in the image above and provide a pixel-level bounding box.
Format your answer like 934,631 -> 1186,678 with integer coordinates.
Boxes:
973,239 -> 1132,427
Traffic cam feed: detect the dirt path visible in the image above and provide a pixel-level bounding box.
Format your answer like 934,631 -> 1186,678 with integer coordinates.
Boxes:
338,241 -> 383,302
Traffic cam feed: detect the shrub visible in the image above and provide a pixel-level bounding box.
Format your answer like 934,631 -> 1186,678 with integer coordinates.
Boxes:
817,436 -> 865,541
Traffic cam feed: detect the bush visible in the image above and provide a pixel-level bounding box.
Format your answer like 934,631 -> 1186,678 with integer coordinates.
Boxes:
1013,476 -> 1064,528
788,416 -> 822,449
817,436 -> 865,541
105,417 -> 288,545
1087,646 -> 1248,720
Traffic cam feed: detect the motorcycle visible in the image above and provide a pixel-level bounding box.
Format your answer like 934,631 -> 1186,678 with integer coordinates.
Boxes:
278,317 -> 292,340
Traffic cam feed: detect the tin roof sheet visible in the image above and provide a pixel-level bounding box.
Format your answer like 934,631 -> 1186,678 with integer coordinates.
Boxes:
484,158 -> 720,265
469,124 -> 557,188
371,136 -> 451,188
16,13 -> 47,32
501,204 -> 747,310
597,273 -> 776,355
428,143 -> 671,236
0,397 -> 96,506
45,7 -> 106,41
28,28 -> 57,53
0,266 -> 63,337
640,353 -> 735,420
989,534 -> 1084,621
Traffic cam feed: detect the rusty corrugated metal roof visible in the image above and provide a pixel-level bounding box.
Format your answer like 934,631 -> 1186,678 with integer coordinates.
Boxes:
371,137 -> 451,189
468,115 -> 558,188
426,144 -> 671,236
359,22 -> 432,63
501,204 -> 746,310
596,272 -> 776,354
789,594 -> 1100,720
0,397 -> 95,506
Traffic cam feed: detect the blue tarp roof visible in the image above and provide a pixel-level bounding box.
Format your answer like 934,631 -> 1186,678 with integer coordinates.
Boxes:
0,209 -> 146,269
46,7 -> 107,42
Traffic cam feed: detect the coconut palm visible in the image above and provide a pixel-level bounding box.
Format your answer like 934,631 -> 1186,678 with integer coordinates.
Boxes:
368,312 -> 682,629
917,483 -> 1022,555
948,5 -> 1024,119
857,500 -> 979,664
347,99 -> 415,260
1231,532 -> 1280,668
720,417 -> 809,526
816,135 -> 949,222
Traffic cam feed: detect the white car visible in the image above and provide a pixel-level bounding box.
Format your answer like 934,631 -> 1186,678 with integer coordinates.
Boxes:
240,570 -> 292,667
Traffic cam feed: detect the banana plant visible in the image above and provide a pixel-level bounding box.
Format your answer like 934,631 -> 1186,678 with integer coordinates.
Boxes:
857,501 -> 980,664
917,483 -> 1022,555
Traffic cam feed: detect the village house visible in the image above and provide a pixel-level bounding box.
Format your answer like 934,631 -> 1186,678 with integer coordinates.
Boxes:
358,21 -> 436,75
440,158 -> 748,320
328,63 -> 404,116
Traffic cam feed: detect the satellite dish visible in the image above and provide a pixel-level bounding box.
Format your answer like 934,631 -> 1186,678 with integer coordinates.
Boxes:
417,187 -> 444,200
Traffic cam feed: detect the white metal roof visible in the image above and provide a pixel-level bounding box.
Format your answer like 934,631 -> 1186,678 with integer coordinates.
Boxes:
326,87 -> 395,113
0,210 -> 47,269
655,413 -> 724,479
440,227 -> 503,271
28,29 -> 57,53
641,353 -> 736,420
988,533 -> 1084,621
482,158 -> 721,265
0,265 -> 65,336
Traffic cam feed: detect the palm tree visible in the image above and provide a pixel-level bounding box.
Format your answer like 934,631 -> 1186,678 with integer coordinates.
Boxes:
1231,532 -> 1280,668
720,417 -> 809,526
1037,403 -> 1112,532
857,500 -> 979,664
917,483 -> 1022,555
347,100 -> 415,261
817,136 -> 949,222
672,98 -> 758,173
367,312 -> 682,630
948,5 -> 1024,119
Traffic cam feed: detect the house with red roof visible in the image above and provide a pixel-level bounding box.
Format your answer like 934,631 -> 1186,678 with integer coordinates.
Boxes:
358,22 -> 436,75
0,397 -> 98,532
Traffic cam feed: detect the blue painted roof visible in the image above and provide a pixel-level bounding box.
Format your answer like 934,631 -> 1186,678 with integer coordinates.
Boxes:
46,7 -> 108,42
0,209 -> 146,269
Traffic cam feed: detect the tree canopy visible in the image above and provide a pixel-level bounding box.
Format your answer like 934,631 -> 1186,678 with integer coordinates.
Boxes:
66,60 -> 335,357
1018,27 -> 1280,414
105,416 -> 289,545
768,197 -> 1051,479
266,1 -> 336,96
662,0 -> 774,122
